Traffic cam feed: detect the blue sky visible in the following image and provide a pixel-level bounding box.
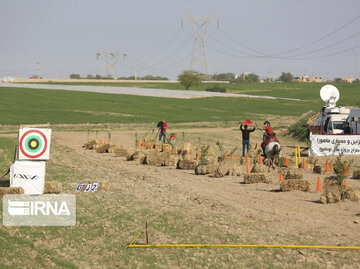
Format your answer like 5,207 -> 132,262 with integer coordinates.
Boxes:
1,0 -> 360,80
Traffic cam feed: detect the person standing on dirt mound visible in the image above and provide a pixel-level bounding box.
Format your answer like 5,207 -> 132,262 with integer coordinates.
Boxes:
240,123 -> 255,157
157,120 -> 167,143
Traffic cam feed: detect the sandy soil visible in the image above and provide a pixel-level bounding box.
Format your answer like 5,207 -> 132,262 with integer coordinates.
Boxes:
55,124 -> 360,255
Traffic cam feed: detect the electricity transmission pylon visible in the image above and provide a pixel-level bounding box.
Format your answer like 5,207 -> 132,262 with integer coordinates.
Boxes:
97,49 -> 122,79
187,16 -> 215,75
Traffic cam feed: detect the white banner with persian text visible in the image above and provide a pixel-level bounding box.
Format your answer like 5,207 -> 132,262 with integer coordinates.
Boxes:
309,134 -> 360,156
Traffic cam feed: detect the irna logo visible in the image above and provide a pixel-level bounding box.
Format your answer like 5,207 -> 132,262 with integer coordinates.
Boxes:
3,194 -> 76,226
8,200 -> 70,216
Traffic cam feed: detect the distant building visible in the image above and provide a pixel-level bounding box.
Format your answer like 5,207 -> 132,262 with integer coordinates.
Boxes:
294,75 -> 323,82
342,77 -> 356,83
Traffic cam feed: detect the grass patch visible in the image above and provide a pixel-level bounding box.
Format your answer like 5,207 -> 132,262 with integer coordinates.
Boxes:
0,86 -> 317,125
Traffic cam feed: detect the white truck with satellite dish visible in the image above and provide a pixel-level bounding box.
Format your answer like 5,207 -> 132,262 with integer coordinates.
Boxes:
309,85 -> 360,156
315,84 -> 350,134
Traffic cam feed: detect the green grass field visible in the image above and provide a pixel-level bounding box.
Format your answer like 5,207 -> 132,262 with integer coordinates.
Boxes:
2,82 -> 359,126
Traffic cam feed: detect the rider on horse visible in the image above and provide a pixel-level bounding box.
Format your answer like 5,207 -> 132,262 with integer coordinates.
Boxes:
261,121 -> 278,157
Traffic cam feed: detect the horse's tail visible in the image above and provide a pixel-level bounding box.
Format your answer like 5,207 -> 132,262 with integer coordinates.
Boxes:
273,144 -> 281,156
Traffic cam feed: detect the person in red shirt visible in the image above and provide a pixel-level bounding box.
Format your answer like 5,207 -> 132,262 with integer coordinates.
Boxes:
261,121 -> 275,156
158,120 -> 167,143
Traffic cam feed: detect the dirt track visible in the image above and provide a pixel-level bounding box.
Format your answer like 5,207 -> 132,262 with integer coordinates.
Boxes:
3,121 -> 360,268
48,124 -> 360,267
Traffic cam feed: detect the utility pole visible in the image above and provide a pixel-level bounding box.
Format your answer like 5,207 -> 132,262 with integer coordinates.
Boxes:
97,49 -> 122,79
37,62 -> 40,79
187,15 -> 215,75
134,67 -> 137,80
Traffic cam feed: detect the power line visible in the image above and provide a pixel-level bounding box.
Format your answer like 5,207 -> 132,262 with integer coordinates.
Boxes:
280,30 -> 360,58
140,27 -> 183,65
217,13 -> 360,58
207,41 -> 360,61
265,12 -> 360,57
142,35 -> 192,68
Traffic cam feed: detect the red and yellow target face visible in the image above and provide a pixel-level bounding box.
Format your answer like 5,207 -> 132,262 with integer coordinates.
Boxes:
19,129 -> 48,159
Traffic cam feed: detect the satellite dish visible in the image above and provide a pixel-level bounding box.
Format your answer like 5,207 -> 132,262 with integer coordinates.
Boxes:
320,84 -> 340,107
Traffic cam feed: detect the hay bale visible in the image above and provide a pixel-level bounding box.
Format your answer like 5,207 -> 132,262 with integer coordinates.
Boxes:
313,165 -> 322,174
320,177 -> 342,204
83,140 -> 97,150
230,166 -> 242,176
145,151 -> 164,166
285,168 -> 303,179
44,182 -> 62,194
200,155 -> 218,165
115,148 -> 129,157
96,144 -> 110,153
213,159 -> 234,178
163,154 -> 178,167
280,179 -> 310,192
0,187 -> 24,198
195,164 -> 218,175
177,159 -> 198,170
307,156 -> 320,165
127,151 -> 145,161
251,164 -> 267,173
0,180 -> 10,187
353,169 -> 360,179
244,173 -> 270,184
345,188 -> 360,202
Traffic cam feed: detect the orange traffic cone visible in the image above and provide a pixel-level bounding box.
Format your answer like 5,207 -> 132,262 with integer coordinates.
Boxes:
171,147 -> 175,154
285,157 -> 289,168
259,155 -> 262,165
325,161 -> 330,173
344,180 -> 348,189
164,145 -> 167,151
246,163 -> 250,174
231,154 -> 234,160
246,154 -> 249,164
316,176 -> 321,192
303,159 -> 306,169
344,164 -> 348,176
279,170 -> 283,182
180,148 -> 183,154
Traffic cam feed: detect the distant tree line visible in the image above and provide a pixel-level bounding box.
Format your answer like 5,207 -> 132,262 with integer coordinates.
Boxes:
69,73 -> 168,80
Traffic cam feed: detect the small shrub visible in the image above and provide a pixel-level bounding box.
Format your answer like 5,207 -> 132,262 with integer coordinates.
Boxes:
288,118 -> 310,142
333,155 -> 353,194
205,85 -> 226,93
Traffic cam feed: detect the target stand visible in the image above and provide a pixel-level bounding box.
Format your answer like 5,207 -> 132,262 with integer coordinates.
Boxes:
17,126 -> 52,161
6,125 -> 52,195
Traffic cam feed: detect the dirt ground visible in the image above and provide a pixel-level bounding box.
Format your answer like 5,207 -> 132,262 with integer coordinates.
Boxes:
2,120 -> 360,268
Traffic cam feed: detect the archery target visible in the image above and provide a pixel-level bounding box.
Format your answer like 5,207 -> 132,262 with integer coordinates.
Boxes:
18,128 -> 52,160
